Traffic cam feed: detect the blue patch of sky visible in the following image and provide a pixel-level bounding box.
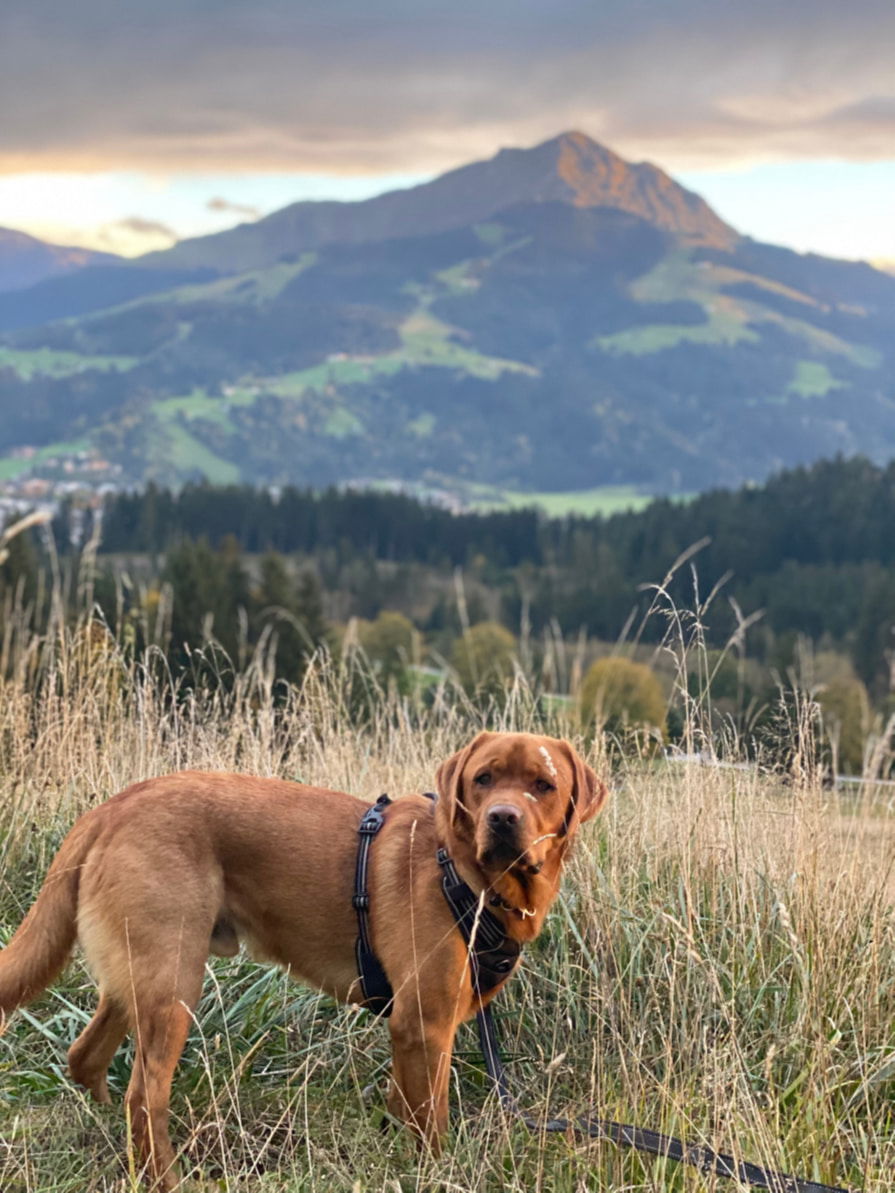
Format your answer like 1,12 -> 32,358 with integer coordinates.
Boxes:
674,160 -> 895,262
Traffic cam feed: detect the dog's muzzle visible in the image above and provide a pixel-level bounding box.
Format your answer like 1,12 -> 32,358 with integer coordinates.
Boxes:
483,804 -> 524,859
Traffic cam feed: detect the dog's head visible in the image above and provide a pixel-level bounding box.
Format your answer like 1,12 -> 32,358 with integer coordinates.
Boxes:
435,732 -> 606,920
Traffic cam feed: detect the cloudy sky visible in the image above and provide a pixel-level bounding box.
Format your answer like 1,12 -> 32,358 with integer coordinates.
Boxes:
2,0 -> 893,260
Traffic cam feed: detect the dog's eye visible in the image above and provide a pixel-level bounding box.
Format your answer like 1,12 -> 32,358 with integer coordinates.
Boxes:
534,778 -> 554,794
474,772 -> 492,786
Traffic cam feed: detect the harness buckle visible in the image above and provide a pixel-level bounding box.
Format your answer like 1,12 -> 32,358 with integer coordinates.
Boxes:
358,810 -> 384,835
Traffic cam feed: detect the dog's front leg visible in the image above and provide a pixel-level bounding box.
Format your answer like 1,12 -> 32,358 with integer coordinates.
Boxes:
386,1002 -> 456,1150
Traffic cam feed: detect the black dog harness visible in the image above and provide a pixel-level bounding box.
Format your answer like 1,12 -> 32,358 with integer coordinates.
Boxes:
353,793 -> 520,1016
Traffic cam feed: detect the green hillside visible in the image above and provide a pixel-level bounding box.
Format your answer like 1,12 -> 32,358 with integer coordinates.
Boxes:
1,134 -> 894,497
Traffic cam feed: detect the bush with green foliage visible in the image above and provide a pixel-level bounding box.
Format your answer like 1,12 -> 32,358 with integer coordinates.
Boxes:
580,656 -> 666,738
451,621 -> 517,695
356,610 -> 418,690
817,676 -> 871,775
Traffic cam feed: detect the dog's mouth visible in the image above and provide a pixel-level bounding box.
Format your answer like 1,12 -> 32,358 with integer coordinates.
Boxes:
478,833 -> 543,876
478,825 -> 560,877
481,835 -> 523,863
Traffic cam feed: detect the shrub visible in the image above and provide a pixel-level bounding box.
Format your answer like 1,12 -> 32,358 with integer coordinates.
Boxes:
817,675 -> 870,775
451,621 -> 517,694
580,656 -> 666,737
357,610 -> 418,688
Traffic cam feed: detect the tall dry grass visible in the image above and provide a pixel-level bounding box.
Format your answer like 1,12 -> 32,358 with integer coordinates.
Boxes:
0,588 -> 892,1191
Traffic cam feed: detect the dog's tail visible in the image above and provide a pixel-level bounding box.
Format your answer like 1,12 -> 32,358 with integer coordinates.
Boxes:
0,811 -> 100,1031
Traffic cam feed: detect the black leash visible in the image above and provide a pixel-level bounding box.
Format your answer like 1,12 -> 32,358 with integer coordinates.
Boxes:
474,1006 -> 855,1193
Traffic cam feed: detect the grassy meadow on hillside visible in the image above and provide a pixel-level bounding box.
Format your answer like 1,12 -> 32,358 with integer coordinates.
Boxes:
0,561 -> 893,1192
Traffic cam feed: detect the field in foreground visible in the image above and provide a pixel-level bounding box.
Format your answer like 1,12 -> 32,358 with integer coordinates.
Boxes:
0,641 -> 893,1192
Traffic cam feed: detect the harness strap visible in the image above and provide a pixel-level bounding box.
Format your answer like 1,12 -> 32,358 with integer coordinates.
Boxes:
475,1007 -> 853,1193
353,790 -> 519,1013
435,847 -> 520,995
353,794 -> 394,1016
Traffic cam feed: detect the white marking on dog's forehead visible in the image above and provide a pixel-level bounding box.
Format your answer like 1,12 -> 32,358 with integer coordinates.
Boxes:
538,745 -> 558,779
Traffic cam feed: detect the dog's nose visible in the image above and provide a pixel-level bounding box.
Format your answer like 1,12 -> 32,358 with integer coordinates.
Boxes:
487,805 -> 522,829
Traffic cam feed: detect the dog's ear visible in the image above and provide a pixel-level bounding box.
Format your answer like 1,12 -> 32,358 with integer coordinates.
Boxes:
436,731 -> 492,833
556,739 -> 607,836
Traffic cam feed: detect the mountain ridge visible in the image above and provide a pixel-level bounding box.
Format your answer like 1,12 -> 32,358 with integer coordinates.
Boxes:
137,130 -> 737,275
0,226 -> 120,294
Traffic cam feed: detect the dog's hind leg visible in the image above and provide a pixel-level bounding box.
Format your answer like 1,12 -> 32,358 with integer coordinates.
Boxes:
122,946 -> 207,1192
76,848 -> 222,1186
68,992 -> 129,1104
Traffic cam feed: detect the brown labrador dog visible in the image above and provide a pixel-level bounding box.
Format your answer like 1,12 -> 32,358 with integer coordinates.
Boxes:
0,731 -> 606,1188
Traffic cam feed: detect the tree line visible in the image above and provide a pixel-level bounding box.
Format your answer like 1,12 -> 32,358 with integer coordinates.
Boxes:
62,454 -> 895,691
2,453 -> 892,773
